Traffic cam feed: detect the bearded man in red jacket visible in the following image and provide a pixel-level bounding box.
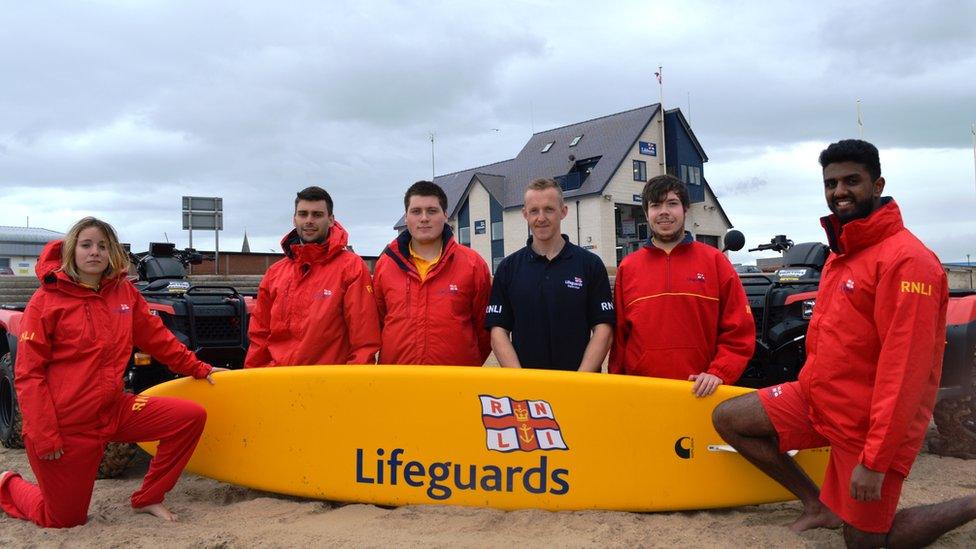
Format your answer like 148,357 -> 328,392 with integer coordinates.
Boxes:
245,186 -> 380,367
609,175 -> 754,396
713,140 -> 976,547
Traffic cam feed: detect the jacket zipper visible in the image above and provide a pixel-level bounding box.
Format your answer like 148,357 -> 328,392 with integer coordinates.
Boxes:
84,302 -> 97,342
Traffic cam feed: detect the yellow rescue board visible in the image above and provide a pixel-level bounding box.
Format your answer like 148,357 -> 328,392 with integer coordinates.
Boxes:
140,366 -> 828,511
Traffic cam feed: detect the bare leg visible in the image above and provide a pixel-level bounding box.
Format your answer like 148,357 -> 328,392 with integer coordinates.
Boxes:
134,502 -> 178,521
713,392 -> 840,532
843,495 -> 976,548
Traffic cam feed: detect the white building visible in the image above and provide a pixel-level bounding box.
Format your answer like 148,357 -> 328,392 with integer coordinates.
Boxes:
396,105 -> 733,273
0,226 -> 64,276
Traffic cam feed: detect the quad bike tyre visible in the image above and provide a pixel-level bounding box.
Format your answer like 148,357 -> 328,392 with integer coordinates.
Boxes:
97,442 -> 138,479
930,365 -> 976,459
0,353 -> 24,449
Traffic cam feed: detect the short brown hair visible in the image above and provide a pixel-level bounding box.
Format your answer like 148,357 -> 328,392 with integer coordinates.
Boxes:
60,217 -> 130,281
641,175 -> 689,212
524,178 -> 564,205
295,186 -> 334,215
404,180 -> 448,212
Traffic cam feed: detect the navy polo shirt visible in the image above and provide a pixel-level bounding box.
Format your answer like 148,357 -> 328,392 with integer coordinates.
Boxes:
485,235 -> 615,371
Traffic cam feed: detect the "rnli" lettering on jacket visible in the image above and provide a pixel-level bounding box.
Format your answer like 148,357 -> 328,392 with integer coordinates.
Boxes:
900,281 -> 933,296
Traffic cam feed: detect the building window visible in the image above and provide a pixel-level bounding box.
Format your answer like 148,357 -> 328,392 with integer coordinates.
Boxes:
633,160 -> 646,181
541,141 -> 554,153
556,156 -> 601,191
696,234 -> 719,248
569,134 -> 583,147
491,222 -> 503,241
492,256 -> 504,273
681,165 -> 702,185
457,197 -> 471,246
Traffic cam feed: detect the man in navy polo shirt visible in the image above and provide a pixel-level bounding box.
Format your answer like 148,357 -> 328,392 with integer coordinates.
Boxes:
486,178 -> 615,371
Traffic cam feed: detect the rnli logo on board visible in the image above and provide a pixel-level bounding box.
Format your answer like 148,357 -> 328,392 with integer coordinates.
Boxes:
480,396 -> 568,453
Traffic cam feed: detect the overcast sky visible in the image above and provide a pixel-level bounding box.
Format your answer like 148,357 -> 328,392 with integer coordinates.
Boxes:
2,0 -> 975,264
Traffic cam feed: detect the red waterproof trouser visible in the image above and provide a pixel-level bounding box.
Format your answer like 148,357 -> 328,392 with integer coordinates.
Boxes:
0,394 -> 205,528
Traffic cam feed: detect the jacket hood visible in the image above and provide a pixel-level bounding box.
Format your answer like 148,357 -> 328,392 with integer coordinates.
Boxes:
383,225 -> 456,275
820,197 -> 902,255
35,240 -> 65,282
280,219 -> 351,264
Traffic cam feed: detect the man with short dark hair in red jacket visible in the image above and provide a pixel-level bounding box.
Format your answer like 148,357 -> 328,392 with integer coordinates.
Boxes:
373,181 -> 491,365
609,175 -> 754,396
245,186 -> 380,367
713,139 -> 976,546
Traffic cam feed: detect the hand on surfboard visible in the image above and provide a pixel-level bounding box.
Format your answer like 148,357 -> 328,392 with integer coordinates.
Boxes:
688,373 -> 722,397
205,367 -> 230,385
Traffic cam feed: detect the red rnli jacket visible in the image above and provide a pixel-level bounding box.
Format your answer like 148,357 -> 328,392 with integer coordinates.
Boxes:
373,227 -> 491,365
609,234 -> 754,383
15,241 -> 212,457
245,221 -> 380,367
799,199 -> 947,476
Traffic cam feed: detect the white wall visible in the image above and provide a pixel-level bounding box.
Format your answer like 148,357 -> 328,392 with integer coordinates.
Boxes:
0,256 -> 37,276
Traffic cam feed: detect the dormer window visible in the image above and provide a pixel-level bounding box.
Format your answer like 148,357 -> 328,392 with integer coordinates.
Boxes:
541,141 -> 554,153
569,134 -> 583,147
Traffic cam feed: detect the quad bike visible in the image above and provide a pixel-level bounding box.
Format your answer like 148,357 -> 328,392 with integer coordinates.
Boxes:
0,242 -> 253,476
725,230 -> 976,458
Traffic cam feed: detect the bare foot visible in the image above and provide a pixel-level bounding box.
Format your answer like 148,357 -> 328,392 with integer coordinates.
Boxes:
134,503 -> 178,521
790,502 -> 842,532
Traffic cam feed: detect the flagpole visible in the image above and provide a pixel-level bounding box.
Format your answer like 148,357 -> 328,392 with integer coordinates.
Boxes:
429,132 -> 435,181
971,122 -> 975,193
857,99 -> 863,139
655,65 -> 667,174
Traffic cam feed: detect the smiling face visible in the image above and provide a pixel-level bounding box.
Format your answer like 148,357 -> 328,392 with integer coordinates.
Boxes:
646,190 -> 686,243
823,161 -> 885,224
293,199 -> 334,243
74,226 -> 110,284
406,194 -> 447,245
522,187 -> 567,244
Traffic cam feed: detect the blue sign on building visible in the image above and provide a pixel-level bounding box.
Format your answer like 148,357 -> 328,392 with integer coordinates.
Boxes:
474,220 -> 487,234
639,141 -> 657,156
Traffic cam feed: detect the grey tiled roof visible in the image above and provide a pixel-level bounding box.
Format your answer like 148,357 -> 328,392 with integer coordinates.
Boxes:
0,226 -> 64,244
504,104 -> 659,207
394,104 -> 660,229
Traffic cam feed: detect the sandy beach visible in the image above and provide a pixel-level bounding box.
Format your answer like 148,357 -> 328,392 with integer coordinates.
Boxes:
2,429 -> 974,548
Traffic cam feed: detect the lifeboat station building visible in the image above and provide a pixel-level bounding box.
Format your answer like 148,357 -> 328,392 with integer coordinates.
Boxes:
395,104 -> 733,273
0,226 -> 64,276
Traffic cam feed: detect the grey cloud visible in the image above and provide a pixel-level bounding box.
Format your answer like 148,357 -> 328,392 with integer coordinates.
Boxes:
713,176 -> 769,197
